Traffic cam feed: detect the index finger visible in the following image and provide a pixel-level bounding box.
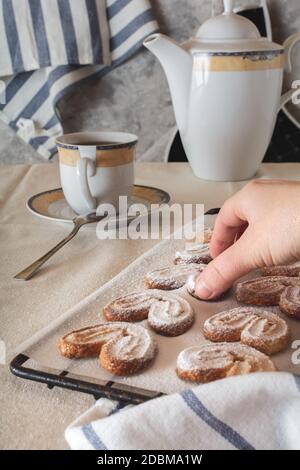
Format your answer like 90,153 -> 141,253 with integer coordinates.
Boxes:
210,197 -> 248,258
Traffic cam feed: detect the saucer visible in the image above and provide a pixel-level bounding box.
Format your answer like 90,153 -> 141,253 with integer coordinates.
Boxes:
27,185 -> 171,225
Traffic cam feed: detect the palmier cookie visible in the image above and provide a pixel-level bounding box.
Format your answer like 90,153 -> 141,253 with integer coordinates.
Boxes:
103,291 -> 159,322
145,264 -> 206,290
104,290 -> 194,337
236,276 -> 300,306
147,293 -> 194,337
175,243 -> 212,265
204,307 -> 289,355
59,322 -> 156,375
176,343 -> 276,383
261,265 -> 300,277
279,286 -> 300,319
196,227 -> 213,244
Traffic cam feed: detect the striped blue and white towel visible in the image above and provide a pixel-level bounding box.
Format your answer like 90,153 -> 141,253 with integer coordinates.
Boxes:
65,372 -> 300,450
0,0 -> 158,158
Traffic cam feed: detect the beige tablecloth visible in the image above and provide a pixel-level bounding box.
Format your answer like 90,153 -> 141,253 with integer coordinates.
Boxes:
1,162 -> 300,449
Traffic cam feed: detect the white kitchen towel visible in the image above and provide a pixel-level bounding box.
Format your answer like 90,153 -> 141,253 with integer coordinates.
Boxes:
0,0 -> 158,158
65,372 -> 300,450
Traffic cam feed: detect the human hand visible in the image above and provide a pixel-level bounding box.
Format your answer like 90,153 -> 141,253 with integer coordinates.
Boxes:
195,180 -> 300,300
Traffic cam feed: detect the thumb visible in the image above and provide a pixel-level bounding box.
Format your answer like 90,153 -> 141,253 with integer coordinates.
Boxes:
194,236 -> 255,300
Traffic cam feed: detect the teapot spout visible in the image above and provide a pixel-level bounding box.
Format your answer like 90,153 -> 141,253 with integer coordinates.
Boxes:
144,34 -> 193,133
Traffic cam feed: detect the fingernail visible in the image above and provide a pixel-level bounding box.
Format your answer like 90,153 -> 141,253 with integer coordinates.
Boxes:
195,279 -> 213,300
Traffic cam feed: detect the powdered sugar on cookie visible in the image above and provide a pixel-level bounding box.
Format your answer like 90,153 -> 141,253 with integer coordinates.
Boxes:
101,324 -> 156,362
175,243 -> 212,265
204,307 -> 289,355
280,286 -> 300,319
148,294 -> 194,336
103,291 -> 161,322
236,276 -> 300,306
59,322 -> 157,376
145,264 -> 205,290
177,343 -> 276,383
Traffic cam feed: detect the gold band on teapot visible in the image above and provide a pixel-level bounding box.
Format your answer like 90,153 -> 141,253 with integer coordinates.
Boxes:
194,52 -> 284,73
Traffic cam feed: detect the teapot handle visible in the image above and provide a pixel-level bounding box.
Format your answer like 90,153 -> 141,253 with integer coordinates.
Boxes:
279,32 -> 300,110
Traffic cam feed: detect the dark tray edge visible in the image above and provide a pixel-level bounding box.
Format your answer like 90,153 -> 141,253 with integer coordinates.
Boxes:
10,354 -> 163,405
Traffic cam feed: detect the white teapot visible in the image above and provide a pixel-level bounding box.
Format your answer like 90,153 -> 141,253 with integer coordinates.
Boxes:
144,0 -> 300,181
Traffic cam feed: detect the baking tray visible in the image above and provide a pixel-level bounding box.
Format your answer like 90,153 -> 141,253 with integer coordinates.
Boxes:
10,209 -> 300,404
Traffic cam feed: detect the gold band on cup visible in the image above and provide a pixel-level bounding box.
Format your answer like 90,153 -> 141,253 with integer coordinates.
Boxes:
58,147 -> 135,168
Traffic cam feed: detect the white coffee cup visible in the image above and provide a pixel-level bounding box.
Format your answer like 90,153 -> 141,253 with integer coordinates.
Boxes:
56,132 -> 137,214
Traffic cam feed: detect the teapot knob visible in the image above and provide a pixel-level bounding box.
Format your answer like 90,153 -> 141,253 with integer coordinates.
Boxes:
223,0 -> 235,14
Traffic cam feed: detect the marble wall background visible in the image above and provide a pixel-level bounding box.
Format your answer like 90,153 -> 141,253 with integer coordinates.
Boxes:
0,0 -> 299,164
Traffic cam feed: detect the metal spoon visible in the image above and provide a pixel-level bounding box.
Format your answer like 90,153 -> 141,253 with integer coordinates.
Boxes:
14,208 -> 221,281
14,213 -> 103,281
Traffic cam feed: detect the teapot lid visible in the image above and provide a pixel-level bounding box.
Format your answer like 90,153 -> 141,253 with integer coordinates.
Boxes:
196,1 -> 260,41
190,0 -> 282,52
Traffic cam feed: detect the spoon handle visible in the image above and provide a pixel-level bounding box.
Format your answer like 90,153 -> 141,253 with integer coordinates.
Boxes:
14,224 -> 81,281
